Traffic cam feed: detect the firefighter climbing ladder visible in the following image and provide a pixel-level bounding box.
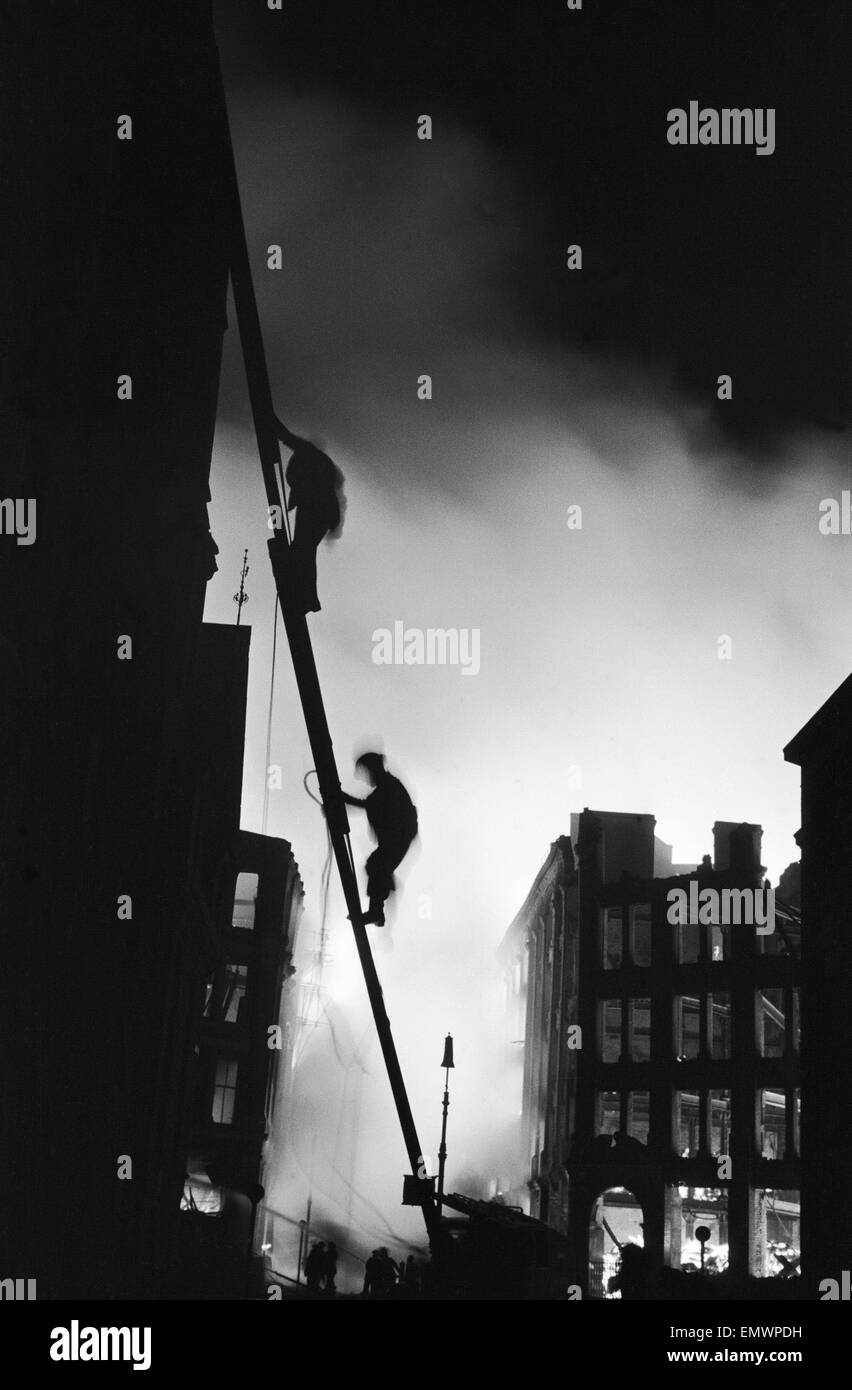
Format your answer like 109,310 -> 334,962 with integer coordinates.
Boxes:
217,69 -> 440,1246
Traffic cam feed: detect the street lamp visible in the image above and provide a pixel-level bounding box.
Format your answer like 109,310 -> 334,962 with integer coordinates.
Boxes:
437,1034 -> 454,1211
695,1224 -> 711,1273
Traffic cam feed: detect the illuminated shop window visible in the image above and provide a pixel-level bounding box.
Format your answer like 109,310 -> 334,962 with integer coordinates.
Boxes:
589,1187 -> 645,1299
212,1058 -> 239,1125
666,1185 -> 729,1274
752,1189 -> 800,1279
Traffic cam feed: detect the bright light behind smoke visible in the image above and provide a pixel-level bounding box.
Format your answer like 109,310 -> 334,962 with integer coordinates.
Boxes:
204,84 -> 848,1261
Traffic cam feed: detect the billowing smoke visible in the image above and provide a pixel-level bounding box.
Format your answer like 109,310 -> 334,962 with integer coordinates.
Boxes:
204,72 -> 848,1285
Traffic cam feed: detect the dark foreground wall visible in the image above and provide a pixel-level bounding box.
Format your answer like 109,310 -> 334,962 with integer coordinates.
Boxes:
0,1 -> 233,1297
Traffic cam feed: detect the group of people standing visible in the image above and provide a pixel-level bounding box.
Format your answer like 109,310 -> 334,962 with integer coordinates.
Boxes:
362,1248 -> 422,1298
303,1240 -> 424,1298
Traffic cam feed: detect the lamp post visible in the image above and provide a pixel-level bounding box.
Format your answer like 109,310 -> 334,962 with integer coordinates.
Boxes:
436,1034 -> 454,1211
695,1224 -> 711,1273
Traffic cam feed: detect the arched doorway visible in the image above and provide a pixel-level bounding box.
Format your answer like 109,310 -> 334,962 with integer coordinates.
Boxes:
588,1187 -> 644,1298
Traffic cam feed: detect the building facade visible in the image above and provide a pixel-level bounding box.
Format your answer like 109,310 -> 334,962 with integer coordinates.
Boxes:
179,831 -> 303,1298
500,810 -> 801,1297
784,671 -> 852,1297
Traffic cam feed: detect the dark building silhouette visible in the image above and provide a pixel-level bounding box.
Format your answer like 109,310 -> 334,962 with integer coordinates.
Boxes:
785,672 -> 852,1297
180,830 -> 303,1299
0,4 -> 278,1297
498,810 -> 801,1298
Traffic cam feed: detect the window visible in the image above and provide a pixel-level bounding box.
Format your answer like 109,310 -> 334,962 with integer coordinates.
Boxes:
757,988 -> 786,1057
601,909 -> 623,970
709,1090 -> 731,1157
710,923 -> 731,962
630,905 -> 652,967
759,1089 -> 787,1159
180,1171 -> 224,1214
599,1000 -> 622,1063
752,1189 -> 800,1278
212,1058 -> 239,1125
629,998 -> 651,1061
596,1090 -> 621,1134
709,994 -> 731,1059
678,921 -> 701,964
675,1090 -> 700,1157
224,964 -> 248,1024
627,1091 -> 650,1145
675,996 -> 701,1061
205,963 -> 248,1025
666,1185 -> 729,1273
675,1089 -> 731,1158
232,872 -> 259,930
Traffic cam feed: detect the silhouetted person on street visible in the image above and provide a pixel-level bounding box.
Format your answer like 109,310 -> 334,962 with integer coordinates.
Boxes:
608,1243 -> 654,1300
304,1240 -> 326,1293
322,1241 -> 338,1295
374,1247 -> 399,1296
400,1255 -> 421,1297
343,753 -> 418,926
362,1249 -> 381,1297
275,420 -> 345,615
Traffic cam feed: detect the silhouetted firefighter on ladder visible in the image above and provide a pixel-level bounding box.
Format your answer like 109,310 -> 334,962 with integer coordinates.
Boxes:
274,418 -> 346,615
343,752 -> 419,926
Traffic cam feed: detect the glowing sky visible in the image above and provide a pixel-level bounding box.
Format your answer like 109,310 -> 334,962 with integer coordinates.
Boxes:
202,79 -> 850,1263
